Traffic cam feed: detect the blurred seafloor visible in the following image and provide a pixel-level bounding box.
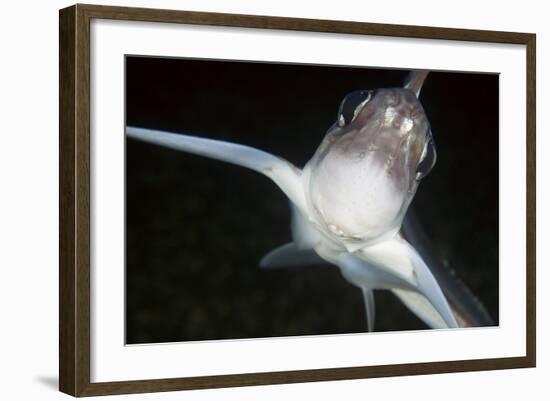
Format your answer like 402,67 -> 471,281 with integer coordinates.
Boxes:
125,57 -> 499,344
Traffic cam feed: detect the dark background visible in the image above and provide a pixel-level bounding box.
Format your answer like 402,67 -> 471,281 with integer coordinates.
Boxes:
125,56 -> 499,344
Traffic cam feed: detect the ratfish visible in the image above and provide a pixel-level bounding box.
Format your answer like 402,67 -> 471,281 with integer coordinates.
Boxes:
127,70 -> 493,331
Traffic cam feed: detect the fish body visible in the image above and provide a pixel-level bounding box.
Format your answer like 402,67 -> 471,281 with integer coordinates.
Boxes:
127,70 -> 460,331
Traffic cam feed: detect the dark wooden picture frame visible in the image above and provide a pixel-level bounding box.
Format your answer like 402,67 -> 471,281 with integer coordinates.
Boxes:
59,3 -> 536,397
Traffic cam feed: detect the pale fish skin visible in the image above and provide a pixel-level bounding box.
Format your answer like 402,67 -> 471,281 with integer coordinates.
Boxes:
126,70 -> 459,331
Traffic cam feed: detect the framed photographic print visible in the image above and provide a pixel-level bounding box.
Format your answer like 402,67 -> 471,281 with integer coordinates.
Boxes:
59,4 -> 536,397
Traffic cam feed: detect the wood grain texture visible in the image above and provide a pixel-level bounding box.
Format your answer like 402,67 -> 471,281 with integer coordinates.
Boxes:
78,356 -> 532,397
58,3 -> 536,397
59,4 -> 92,396
526,34 -> 536,367
59,5 -> 76,396
78,3 -> 532,44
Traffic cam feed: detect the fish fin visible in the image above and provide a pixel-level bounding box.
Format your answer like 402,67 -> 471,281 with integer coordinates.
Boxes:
409,247 -> 458,328
404,70 -> 429,97
259,242 -> 326,269
337,253 -> 416,291
402,210 -> 494,327
391,289 -> 448,329
126,127 -> 306,211
337,254 -> 413,331
359,236 -> 458,328
362,288 -> 376,332
290,204 -> 321,249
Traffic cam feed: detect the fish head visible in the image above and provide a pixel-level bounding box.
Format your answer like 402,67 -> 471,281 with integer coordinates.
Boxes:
304,87 -> 436,251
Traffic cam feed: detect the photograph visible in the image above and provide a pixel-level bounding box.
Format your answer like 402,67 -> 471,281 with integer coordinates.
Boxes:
57,3 -> 536,396
125,56 -> 499,344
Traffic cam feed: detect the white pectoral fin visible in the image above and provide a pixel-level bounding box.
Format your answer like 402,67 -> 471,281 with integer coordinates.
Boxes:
126,127 -> 306,210
260,203 -> 322,269
337,253 -> 416,291
392,289 -> 448,329
359,237 -> 458,329
407,246 -> 458,328
260,242 -> 326,269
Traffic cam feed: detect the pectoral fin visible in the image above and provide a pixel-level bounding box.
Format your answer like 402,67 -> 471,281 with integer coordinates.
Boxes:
126,127 -> 307,211
337,253 -> 416,291
392,289 -> 447,329
359,236 -> 458,328
260,242 -> 325,269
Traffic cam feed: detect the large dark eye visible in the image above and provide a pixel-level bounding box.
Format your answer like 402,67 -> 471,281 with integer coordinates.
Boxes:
337,90 -> 373,127
416,131 -> 437,180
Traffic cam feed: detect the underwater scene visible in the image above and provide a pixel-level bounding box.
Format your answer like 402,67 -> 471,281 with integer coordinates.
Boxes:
125,56 -> 498,344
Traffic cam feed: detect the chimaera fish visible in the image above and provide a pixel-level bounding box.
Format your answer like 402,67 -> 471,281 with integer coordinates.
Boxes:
127,70 -> 464,331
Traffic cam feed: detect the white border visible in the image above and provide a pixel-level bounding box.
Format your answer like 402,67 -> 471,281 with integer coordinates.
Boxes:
90,19 -> 526,382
